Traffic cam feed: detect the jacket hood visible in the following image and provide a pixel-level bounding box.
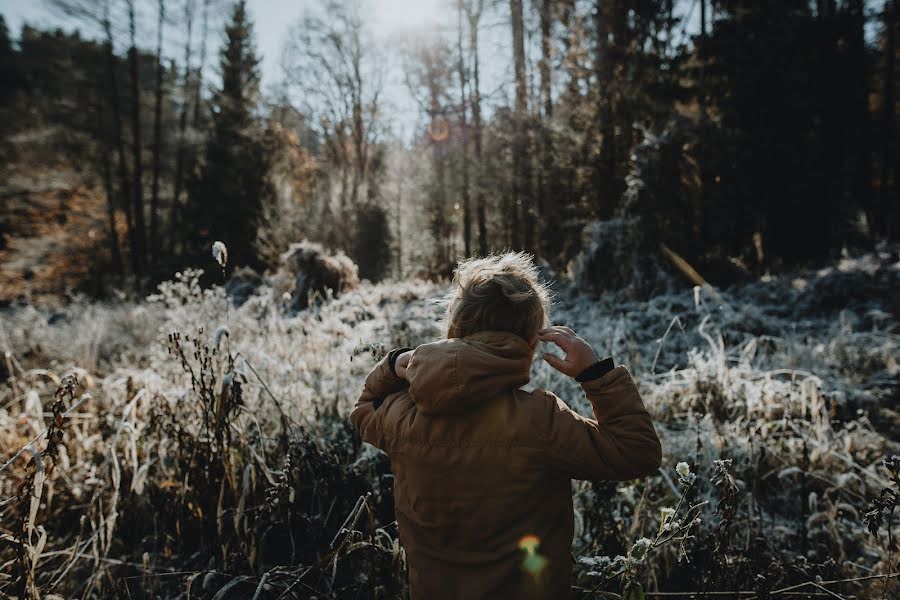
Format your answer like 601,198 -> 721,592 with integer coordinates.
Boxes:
406,330 -> 534,416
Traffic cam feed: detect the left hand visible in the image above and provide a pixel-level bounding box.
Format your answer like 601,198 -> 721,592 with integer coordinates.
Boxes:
395,350 -> 413,380
538,326 -> 600,378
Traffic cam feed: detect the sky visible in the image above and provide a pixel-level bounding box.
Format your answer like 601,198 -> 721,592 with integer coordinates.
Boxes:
0,0 -> 760,142
0,1 -> 454,84
0,0 -> 490,140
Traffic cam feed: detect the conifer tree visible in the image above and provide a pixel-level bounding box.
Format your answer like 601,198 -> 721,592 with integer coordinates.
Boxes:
189,0 -> 270,268
0,17 -> 18,105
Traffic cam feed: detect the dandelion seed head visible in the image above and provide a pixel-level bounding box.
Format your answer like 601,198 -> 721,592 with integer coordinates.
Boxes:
212,241 -> 228,268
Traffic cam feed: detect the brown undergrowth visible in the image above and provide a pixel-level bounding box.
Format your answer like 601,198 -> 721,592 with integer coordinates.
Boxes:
0,250 -> 898,598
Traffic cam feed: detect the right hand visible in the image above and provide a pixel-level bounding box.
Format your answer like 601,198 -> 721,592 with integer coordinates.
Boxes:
395,350 -> 413,380
538,326 -> 600,378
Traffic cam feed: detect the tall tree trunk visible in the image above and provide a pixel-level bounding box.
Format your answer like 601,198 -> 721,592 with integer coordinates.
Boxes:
351,39 -> 366,208
882,0 -> 897,238
539,0 -> 553,122
171,0 -> 195,256
699,0 -> 706,87
93,7 -> 122,277
102,6 -> 136,280
466,1 -> 488,255
428,62 -> 449,270
127,1 -> 145,286
848,0 -> 870,245
594,0 -> 618,218
193,0 -> 210,126
433,146 -> 449,268
98,107 -> 123,275
558,2 -> 583,236
700,0 -> 706,51
395,180 -> 403,276
457,1 -> 472,257
538,0 -> 553,260
150,0 -> 165,266
510,0 -> 532,251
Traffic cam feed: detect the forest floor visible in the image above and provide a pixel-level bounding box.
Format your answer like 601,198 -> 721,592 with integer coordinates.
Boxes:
0,248 -> 898,599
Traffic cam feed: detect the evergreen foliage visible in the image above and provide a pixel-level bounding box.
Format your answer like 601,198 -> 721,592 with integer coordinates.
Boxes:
0,0 -> 897,294
188,0 -> 271,270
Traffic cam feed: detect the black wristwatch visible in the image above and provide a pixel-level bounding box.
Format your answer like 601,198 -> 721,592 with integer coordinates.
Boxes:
388,347 -> 413,376
575,357 -> 615,382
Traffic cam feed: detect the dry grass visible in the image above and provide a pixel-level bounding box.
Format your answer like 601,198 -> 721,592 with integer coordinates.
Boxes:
0,250 -> 898,599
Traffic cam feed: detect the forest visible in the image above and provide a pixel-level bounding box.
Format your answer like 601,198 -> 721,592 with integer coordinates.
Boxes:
0,0 -> 898,598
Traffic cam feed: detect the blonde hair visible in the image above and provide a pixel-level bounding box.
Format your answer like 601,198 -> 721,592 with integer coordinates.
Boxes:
445,252 -> 551,341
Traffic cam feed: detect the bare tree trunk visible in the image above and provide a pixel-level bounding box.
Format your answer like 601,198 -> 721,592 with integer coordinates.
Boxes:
150,0 -> 165,265
558,2 -> 583,232
848,0 -> 870,244
539,0 -> 553,123
425,52 -> 450,270
193,0 -> 210,126
457,0 -> 472,257
351,32 -> 366,208
102,7 -> 136,279
340,161 -> 350,212
882,0 -> 897,238
537,0 -> 554,260
700,0 -> 706,51
699,0 -> 708,91
466,1 -> 488,256
594,0 -> 618,218
396,181 -> 403,277
433,144 -> 449,269
510,0 -> 532,251
127,0 -> 145,286
170,0 -> 195,256
98,107 -> 123,275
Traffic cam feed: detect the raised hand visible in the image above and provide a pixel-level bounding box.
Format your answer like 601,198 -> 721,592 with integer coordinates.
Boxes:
538,326 -> 600,378
395,350 -> 413,380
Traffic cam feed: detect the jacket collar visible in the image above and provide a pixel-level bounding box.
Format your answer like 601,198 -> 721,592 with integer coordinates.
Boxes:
406,330 -> 534,416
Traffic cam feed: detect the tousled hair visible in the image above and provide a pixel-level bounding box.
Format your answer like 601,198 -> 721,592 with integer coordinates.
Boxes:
445,252 -> 551,341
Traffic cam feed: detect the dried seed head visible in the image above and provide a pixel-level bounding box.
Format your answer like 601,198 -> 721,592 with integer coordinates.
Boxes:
212,241 -> 228,268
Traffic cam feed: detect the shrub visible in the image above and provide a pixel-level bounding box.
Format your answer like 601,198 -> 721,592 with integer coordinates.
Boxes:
272,240 -> 360,312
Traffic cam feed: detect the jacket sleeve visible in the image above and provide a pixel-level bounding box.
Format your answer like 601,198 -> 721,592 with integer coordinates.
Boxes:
349,351 -> 409,450
538,366 -> 662,481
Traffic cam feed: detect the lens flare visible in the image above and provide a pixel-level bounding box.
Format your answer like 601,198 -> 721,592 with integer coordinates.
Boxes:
518,534 -> 548,576
518,534 -> 540,553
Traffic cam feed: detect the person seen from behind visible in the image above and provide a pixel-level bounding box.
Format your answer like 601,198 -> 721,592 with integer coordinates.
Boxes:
350,252 -> 662,599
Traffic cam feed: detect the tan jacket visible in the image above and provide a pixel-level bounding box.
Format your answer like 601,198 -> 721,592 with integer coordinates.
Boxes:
350,331 -> 662,600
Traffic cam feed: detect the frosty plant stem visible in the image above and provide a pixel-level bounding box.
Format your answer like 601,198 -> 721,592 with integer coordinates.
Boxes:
579,462 -> 703,599
12,374 -> 75,600
212,241 -> 230,346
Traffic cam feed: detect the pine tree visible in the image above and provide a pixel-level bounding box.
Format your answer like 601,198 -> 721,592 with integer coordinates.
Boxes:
189,0 -> 270,268
0,16 -> 24,106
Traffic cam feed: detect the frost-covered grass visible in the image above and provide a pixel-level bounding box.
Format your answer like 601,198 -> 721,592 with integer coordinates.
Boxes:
0,251 -> 898,599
